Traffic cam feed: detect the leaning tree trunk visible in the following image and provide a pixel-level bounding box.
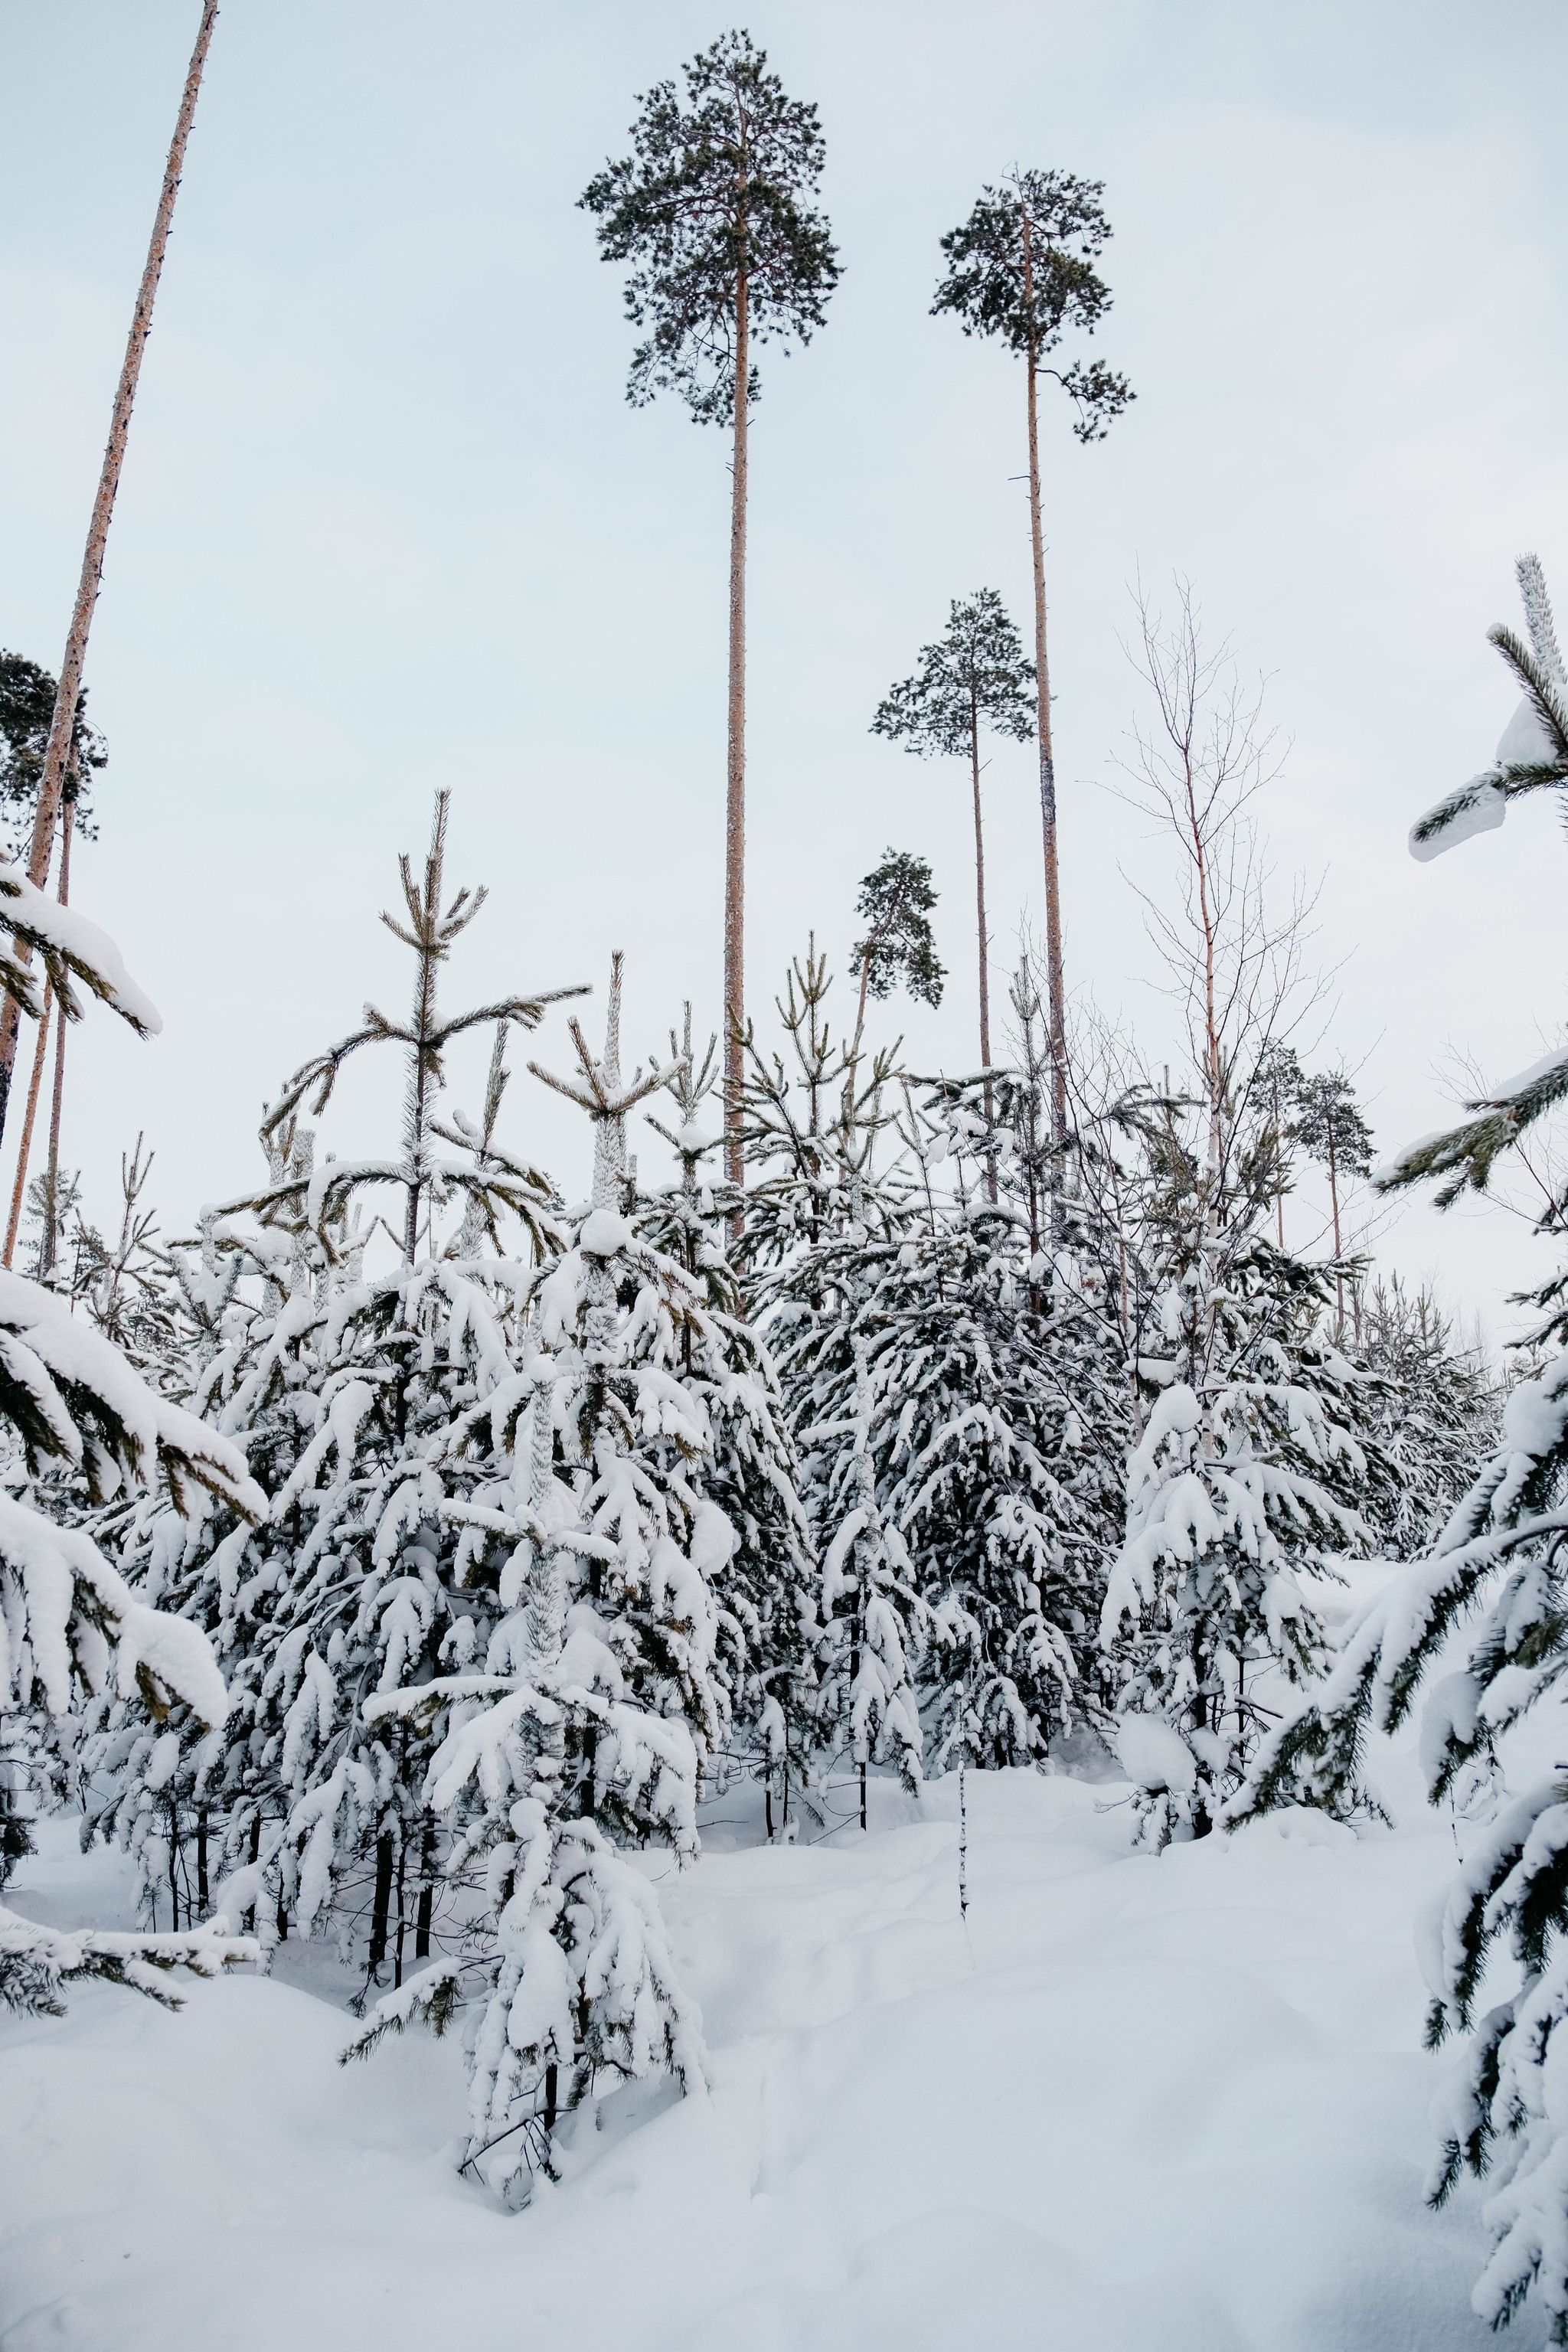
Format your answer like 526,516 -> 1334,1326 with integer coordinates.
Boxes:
723,253 -> 750,1189
0,0 -> 220,1144
1019,217 -> 1067,1210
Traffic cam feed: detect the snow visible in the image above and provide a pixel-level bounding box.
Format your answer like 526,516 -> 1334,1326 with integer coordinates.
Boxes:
1408,776 -> 1508,861
1497,694 -> 1557,769
2,1755 -> 1544,2351
0,864 -> 162,1035
1116,1710 -> 1197,1793
579,1207 -> 634,1258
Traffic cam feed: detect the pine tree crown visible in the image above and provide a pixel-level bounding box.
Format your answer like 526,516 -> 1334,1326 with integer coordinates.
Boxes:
932,169 -> 1133,440
580,28 -> 840,425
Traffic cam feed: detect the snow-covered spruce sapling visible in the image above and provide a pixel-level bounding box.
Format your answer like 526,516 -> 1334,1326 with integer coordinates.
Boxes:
933,172 -> 1133,1157
75,801 -> 582,1973
1354,1276 -> 1499,1562
641,1006 -> 816,1838
582,32 -> 838,1178
884,1086 -> 1125,1767
0,1269 -> 266,2012
1235,556 -> 1568,2345
348,960 -> 722,2198
808,1337 -> 925,1828
871,590 -> 1032,1090
0,833 -> 264,2011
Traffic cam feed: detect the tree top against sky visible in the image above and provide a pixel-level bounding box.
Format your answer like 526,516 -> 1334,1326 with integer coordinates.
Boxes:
579,27 -> 841,426
871,589 -> 1037,763
933,168 -> 1132,441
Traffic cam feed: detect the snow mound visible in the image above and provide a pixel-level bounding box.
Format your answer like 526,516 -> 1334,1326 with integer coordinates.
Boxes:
1116,1712 -> 1198,1792
0,1774 -> 1525,2352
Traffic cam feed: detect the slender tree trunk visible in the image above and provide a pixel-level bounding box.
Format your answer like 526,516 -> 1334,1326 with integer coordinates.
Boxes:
970,699 -> 998,1205
1020,216 -> 1067,1191
0,0 -> 219,1143
724,235 -> 750,1188
2,775 -> 76,1267
1328,1122 -> 1343,1340
369,1830 -> 394,1977
39,809 -> 73,1279
413,1826 -> 434,1959
969,703 -> 991,1072
3,981 -> 52,1269
393,1834 -> 408,1990
196,1809 -> 210,1916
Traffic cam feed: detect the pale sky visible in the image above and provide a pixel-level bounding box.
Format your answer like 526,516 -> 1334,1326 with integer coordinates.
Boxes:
2,0 -> 1565,1347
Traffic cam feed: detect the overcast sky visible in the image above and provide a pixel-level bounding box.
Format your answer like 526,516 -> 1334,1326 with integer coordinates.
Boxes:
2,0 -> 1565,1343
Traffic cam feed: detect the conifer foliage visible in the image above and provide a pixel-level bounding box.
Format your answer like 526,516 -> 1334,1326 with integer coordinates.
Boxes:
871,590 -> 1034,1073
1238,557 -> 1568,2344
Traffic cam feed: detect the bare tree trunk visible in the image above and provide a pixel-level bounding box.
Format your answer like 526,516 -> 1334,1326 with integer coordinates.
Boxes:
0,0 -> 220,1144
970,698 -> 991,1073
1020,217 -> 1067,1190
368,1830 -> 394,1978
413,1825 -> 434,1960
1328,1121 -> 1343,1341
39,810 -> 74,1279
723,253 -> 750,1188
3,982 -> 52,1269
970,696 -> 997,1205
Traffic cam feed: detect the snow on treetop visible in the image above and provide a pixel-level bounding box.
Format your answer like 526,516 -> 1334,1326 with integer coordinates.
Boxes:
580,1207 -> 633,1258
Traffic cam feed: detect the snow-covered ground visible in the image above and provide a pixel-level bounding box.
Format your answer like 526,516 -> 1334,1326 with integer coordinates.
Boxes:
4,1731 -> 1549,2352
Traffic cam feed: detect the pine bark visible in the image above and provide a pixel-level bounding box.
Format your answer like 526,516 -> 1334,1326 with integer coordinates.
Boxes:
1020,216 -> 1068,1188
0,0 -> 219,1142
970,694 -> 998,1206
39,807 -> 73,1279
723,247 -> 750,1187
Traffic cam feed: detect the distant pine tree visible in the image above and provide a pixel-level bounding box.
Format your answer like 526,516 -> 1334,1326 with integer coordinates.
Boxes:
871,590 -> 1033,1086
582,31 -> 839,1177
933,173 -> 1133,1158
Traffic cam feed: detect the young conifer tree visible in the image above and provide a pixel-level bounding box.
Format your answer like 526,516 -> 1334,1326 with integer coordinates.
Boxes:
897,1011 -> 1130,1769
639,1008 -> 817,1833
933,177 -> 1132,1159
349,958 -> 726,2197
0,1266 -> 264,2012
735,946 -> 928,1806
1236,557 -> 1568,2344
871,590 -> 1034,1080
75,801 -> 583,1974
581,32 -> 840,1182
0,880 -> 265,2011
1354,1276 -> 1500,1562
